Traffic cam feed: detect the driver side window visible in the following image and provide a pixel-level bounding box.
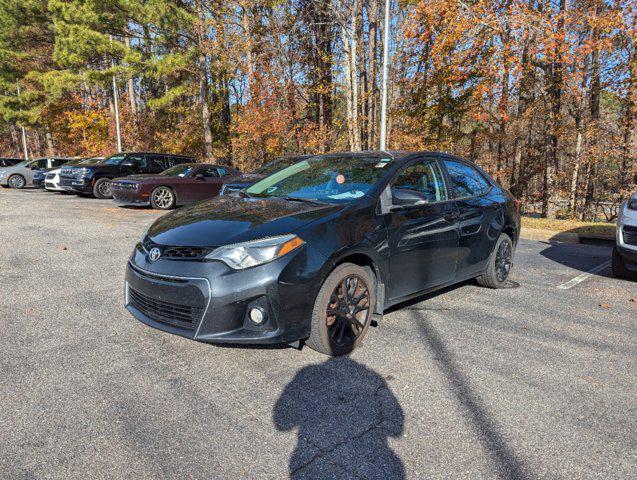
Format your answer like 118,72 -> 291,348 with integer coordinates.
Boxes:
391,160 -> 448,203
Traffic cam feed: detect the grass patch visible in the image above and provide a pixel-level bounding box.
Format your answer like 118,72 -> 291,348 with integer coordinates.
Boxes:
522,216 -> 615,237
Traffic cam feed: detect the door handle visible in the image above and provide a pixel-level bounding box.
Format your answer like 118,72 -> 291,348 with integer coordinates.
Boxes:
444,211 -> 460,222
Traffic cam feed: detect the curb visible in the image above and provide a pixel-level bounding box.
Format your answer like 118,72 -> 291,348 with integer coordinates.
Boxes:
520,227 -> 615,245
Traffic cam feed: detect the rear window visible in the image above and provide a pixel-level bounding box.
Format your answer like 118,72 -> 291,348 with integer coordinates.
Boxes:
443,160 -> 491,198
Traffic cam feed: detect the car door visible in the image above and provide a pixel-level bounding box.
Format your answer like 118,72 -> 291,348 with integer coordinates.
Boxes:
441,158 -> 502,278
188,167 -> 225,201
26,158 -> 49,182
120,154 -> 146,176
385,157 -> 460,300
146,155 -> 167,174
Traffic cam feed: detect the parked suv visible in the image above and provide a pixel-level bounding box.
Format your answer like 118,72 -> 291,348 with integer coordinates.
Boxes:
612,193 -> 637,279
60,152 -> 195,198
0,157 -> 71,189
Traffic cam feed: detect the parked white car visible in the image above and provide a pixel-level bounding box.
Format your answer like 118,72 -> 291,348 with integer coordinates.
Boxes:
612,193 -> 637,278
44,168 -> 64,192
45,157 -> 103,193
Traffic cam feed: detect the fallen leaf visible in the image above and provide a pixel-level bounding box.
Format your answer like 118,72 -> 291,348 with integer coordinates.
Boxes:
60,245 -> 67,250
598,303 -> 610,309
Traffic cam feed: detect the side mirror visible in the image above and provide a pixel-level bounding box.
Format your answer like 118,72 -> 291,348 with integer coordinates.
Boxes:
194,173 -> 205,180
390,189 -> 428,210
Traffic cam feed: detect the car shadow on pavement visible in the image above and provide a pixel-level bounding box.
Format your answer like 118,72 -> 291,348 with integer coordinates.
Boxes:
414,311 -> 531,480
273,357 -> 405,479
538,234 -> 616,278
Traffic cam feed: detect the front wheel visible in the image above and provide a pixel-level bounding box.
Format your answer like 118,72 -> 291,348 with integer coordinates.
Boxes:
306,263 -> 376,356
93,178 -> 112,199
8,175 -> 25,189
476,233 -> 514,288
612,247 -> 634,279
150,186 -> 176,210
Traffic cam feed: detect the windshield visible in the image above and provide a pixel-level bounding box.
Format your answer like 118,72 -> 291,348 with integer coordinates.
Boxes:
245,155 -> 394,203
161,164 -> 195,177
254,157 -> 298,176
102,154 -> 126,165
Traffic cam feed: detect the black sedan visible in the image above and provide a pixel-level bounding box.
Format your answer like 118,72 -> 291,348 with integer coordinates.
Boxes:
125,151 -> 520,356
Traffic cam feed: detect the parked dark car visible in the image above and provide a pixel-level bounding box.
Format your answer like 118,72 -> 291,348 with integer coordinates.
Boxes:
59,152 -> 195,198
125,151 -> 520,356
0,158 -> 21,167
111,163 -> 242,210
220,155 -> 311,195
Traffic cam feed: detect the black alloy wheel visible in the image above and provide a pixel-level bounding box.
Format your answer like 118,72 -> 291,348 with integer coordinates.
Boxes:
476,233 -> 514,288
326,274 -> 371,347
306,263 -> 376,356
494,238 -> 513,283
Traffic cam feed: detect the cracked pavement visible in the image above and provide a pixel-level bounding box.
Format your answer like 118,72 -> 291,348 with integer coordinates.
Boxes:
1,188 -> 636,479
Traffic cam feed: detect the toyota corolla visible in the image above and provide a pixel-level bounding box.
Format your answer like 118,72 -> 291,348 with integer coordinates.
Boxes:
125,151 -> 520,356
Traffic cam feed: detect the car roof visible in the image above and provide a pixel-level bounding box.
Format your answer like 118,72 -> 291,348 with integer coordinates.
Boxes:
119,151 -> 195,158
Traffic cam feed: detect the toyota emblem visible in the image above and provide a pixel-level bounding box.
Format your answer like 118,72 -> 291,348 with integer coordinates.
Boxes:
148,247 -> 161,262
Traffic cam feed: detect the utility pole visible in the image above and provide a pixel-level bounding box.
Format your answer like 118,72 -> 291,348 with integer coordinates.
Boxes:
16,84 -> 29,160
379,0 -> 390,150
110,35 -> 123,152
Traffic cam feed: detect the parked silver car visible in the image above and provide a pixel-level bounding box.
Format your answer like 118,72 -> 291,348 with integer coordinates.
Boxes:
0,157 -> 70,189
613,193 -> 637,278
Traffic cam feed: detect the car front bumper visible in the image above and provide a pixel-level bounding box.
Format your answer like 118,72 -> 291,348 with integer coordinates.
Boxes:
112,189 -> 149,207
124,242 -> 326,345
59,176 -> 93,193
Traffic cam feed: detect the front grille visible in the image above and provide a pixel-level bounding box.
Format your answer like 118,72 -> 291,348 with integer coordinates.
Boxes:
142,236 -> 214,260
60,168 -> 82,180
128,287 -> 202,330
112,181 -> 137,190
623,225 -> 637,246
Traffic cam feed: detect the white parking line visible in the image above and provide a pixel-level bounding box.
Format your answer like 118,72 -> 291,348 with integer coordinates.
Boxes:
556,260 -> 612,290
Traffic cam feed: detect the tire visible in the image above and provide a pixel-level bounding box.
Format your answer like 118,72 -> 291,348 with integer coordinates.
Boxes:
611,246 -> 633,279
150,186 -> 176,210
306,263 -> 376,356
476,233 -> 514,288
93,178 -> 112,199
8,174 -> 26,189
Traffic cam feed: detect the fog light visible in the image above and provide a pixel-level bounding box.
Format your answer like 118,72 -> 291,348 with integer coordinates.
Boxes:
249,307 -> 265,324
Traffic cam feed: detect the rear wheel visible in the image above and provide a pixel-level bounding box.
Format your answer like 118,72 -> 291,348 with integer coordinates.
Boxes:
476,233 -> 514,288
93,178 -> 112,199
306,263 -> 376,356
611,247 -> 633,279
150,186 -> 176,210
8,175 -> 25,189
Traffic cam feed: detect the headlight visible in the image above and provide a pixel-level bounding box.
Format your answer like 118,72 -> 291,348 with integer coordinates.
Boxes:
628,199 -> 637,210
0,170 -> 6,178
206,234 -> 305,269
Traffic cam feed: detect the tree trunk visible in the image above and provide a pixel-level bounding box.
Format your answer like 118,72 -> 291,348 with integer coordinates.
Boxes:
124,36 -> 138,117
199,55 -> 214,160
542,0 -> 566,219
366,0 -> 379,149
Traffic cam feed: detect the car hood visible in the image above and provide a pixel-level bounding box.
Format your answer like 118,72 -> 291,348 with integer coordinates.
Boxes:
148,196 -> 345,247
114,174 -> 170,182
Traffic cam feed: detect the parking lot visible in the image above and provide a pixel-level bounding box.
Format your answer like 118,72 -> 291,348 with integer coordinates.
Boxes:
1,188 -> 635,479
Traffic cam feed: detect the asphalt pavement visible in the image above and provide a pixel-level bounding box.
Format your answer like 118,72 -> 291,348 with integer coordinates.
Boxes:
1,188 -> 635,479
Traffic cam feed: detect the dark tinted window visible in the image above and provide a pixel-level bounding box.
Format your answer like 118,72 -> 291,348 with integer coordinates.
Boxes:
167,155 -> 192,166
50,159 -> 68,168
199,167 -> 221,178
124,155 -> 146,171
147,155 -> 167,173
391,160 -> 447,203
30,159 -> 49,169
443,160 -> 490,198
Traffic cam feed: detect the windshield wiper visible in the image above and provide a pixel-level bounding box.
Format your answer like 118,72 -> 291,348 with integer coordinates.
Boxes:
277,195 -> 326,205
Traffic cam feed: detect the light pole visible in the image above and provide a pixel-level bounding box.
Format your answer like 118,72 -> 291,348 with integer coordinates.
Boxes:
16,84 -> 29,160
379,0 -> 390,151
110,35 -> 122,152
